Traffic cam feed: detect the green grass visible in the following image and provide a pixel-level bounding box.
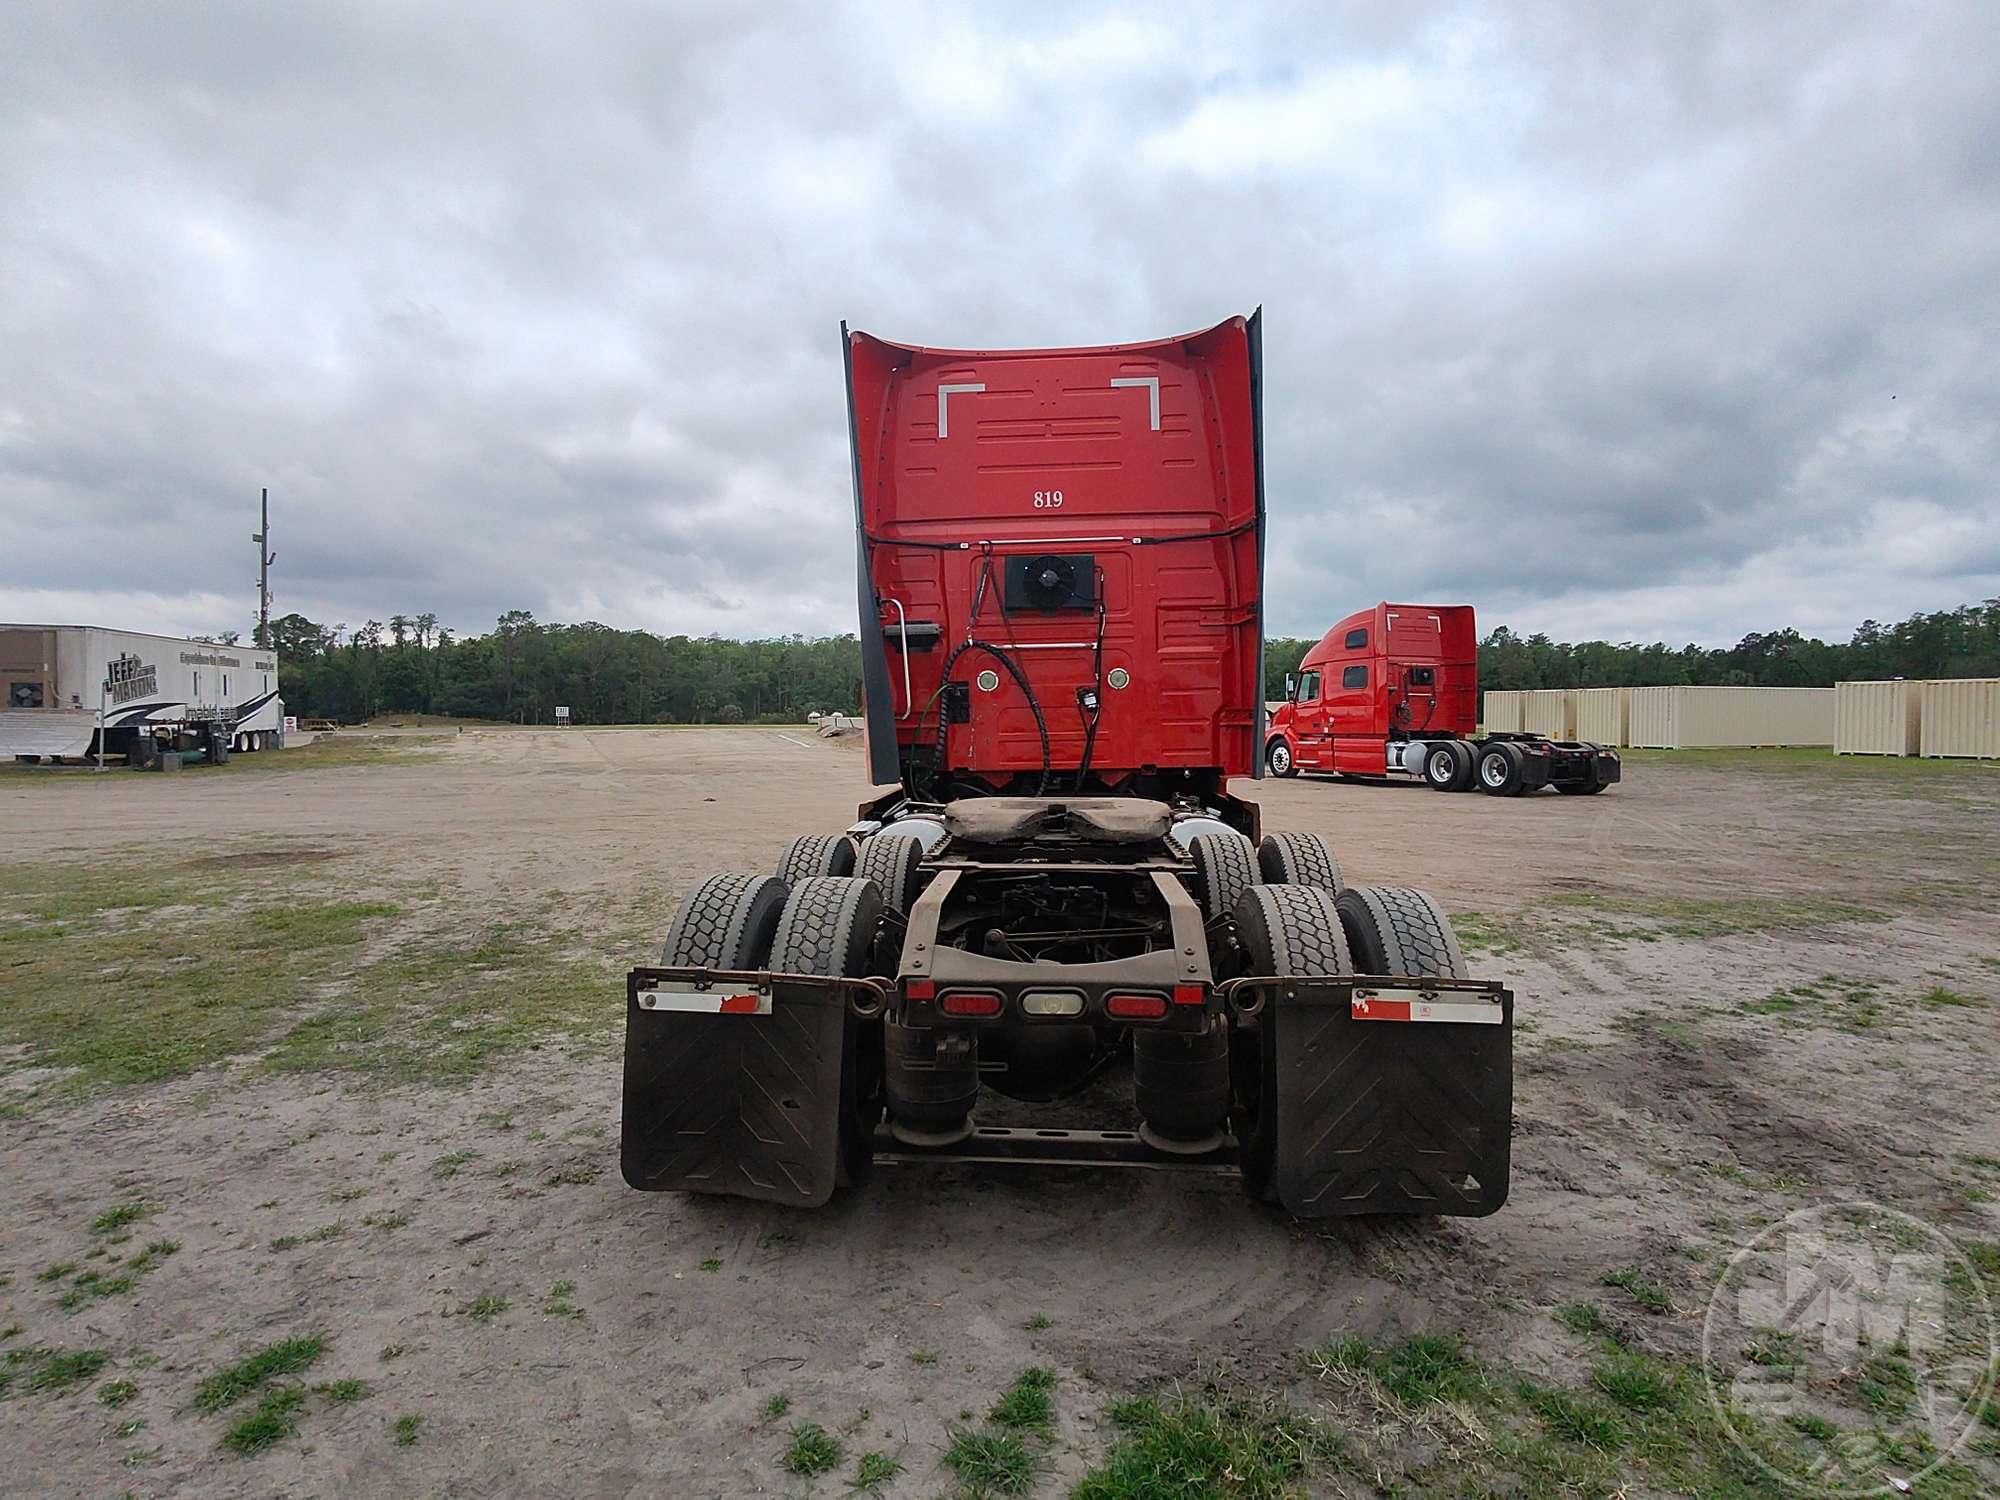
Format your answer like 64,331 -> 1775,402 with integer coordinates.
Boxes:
987,1367 -> 1057,1432
759,1392 -> 790,1422
1377,1332 -> 1483,1406
941,1426 -> 1038,1496
1072,1387 -> 1345,1499
0,861 -> 618,1103
97,1377 -> 139,1408
543,1280 -> 582,1318
221,1385 -> 306,1455
192,1335 -> 327,1412
393,1412 -> 424,1446
1521,1381 -> 1627,1450
1024,1312 -> 1051,1332
910,1348 -> 938,1366
1590,1351 -> 1678,1411
850,1449 -> 902,1491
781,1421 -> 843,1477
430,1149 -> 479,1179
699,1257 -> 721,1273
320,1378 -> 371,1403
90,1201 -> 152,1235
1602,1266 -> 1673,1314
463,1294 -> 508,1322
21,1347 -> 110,1394
1553,1301 -> 1605,1336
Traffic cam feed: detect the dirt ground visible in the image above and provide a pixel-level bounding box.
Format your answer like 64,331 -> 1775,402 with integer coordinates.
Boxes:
2,729 -> 1997,1497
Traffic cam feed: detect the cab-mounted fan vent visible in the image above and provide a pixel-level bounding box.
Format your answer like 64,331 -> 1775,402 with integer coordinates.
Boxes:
1003,553 -> 1096,613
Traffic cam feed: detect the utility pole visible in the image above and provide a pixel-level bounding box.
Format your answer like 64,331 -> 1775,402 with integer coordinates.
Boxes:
252,488 -> 275,647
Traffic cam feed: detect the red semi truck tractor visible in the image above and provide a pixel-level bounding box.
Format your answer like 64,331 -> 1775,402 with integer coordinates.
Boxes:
1265,603 -> 1620,795
620,315 -> 1514,1220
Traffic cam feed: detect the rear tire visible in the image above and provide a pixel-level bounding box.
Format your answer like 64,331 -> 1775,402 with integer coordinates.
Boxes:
1334,886 -> 1468,980
1477,742 -> 1526,796
856,832 -> 923,914
1230,884 -> 1354,1202
1256,831 -> 1343,896
1188,831 -> 1258,923
777,832 -> 857,885
768,875 -> 885,1186
659,872 -> 788,970
1266,737 -> 1297,777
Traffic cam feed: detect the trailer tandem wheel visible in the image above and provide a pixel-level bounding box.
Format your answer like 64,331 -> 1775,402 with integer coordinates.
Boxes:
1477,742 -> 1526,795
777,832 -> 858,884
1256,832 -> 1344,896
855,832 -> 923,914
767,876 -> 885,1188
1188,831 -> 1258,923
622,871 -> 862,1206
1229,883 -> 1354,1203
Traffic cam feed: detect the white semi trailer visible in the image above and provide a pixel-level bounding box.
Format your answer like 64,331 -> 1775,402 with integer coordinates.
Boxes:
0,624 -> 283,764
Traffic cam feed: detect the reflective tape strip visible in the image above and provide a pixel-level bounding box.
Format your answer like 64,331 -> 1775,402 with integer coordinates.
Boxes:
1350,988 -> 1503,1025
636,987 -> 772,1016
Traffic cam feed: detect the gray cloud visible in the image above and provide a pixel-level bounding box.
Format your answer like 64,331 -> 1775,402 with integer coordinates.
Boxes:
2,2 -> 1994,648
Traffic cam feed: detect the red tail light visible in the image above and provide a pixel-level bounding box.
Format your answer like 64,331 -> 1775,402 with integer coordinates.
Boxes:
1172,983 -> 1206,1007
904,979 -> 936,1001
939,989 -> 1003,1018
1105,993 -> 1169,1020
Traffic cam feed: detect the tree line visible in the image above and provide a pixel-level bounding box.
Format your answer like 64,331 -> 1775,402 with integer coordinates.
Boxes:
264,598 -> 2000,724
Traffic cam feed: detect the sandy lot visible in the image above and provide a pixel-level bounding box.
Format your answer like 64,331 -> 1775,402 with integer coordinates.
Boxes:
2,729 -> 1997,1497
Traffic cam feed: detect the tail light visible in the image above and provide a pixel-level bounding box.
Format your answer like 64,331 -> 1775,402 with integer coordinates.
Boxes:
1172,983 -> 1206,1007
1105,993 -> 1169,1021
939,989 -> 1003,1018
904,979 -> 936,1001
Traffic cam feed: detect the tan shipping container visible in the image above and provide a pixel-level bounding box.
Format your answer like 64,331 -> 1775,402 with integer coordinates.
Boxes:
1574,687 -> 1629,747
1627,686 -> 1678,748
1522,688 -> 1574,740
1621,685 -> 1834,748
1481,689 -> 1524,734
1834,680 -> 1922,756
1919,678 -> 2000,759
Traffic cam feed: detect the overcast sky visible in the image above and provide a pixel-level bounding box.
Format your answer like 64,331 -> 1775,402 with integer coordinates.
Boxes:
3,3 -> 1995,649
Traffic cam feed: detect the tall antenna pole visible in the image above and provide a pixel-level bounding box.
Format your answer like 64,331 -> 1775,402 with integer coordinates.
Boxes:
252,487 -> 275,647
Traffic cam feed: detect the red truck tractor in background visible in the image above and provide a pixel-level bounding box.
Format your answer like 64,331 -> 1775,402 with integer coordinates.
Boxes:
1266,603 -> 1620,795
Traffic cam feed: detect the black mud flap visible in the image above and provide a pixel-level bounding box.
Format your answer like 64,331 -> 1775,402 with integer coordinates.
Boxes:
620,974 -> 848,1207
1270,985 -> 1512,1217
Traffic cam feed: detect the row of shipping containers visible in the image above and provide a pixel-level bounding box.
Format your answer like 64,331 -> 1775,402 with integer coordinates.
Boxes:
1482,680 -> 1999,757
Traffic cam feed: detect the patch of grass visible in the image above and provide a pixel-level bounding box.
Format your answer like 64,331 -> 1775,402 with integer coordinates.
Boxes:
57,1267 -> 137,1308
128,1238 -> 179,1273
463,1294 -> 508,1322
97,1378 -> 139,1408
1553,1301 -> 1604,1336
699,1257 -> 722,1273
850,1448 -> 902,1491
1448,911 -> 1523,957
1918,985 -> 1976,1008
36,1262 -> 76,1282
941,1426 -> 1038,1496
1378,1332 -> 1483,1406
1303,1333 -> 1373,1374
988,1367 -> 1057,1432
1591,1351 -> 1677,1411
23,1347 -> 110,1394
543,1280 -> 582,1319
542,1163 -> 599,1186
268,1235 -> 300,1252
430,1149 -> 480,1179
1789,1411 -> 1839,1441
393,1412 -> 424,1446
378,1345 -> 405,1362
1024,1312 -> 1051,1332
1522,1381 -> 1627,1450
782,1421 -> 843,1477
192,1335 -> 327,1412
1853,1341 -> 1918,1416
760,1392 -> 790,1422
91,1201 -> 152,1235
1072,1387 -> 1345,1499
319,1378 -> 371,1403
361,1210 -> 410,1230
221,1385 -> 306,1455
910,1348 -> 938,1367
1602,1266 -> 1672,1314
